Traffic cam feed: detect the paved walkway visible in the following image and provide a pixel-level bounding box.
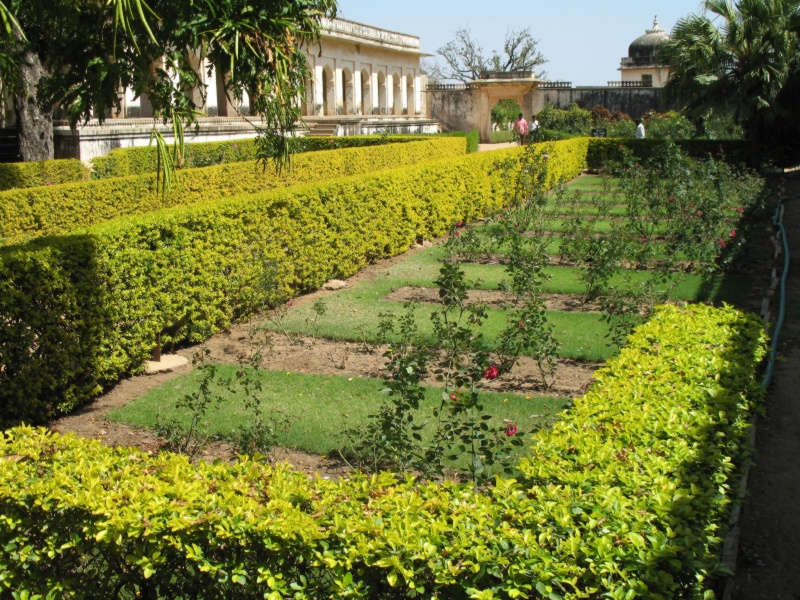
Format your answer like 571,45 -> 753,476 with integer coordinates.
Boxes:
731,177 -> 800,600
477,142 -> 518,152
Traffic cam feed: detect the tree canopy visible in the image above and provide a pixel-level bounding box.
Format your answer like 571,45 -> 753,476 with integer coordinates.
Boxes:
0,0 -> 337,164
432,27 -> 547,83
661,0 -> 800,143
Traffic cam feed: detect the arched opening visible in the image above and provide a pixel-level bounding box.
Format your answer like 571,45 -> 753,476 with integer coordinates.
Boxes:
490,98 -> 522,132
392,73 -> 403,116
360,69 -> 371,116
342,68 -> 354,115
377,71 -> 387,115
322,65 -> 335,116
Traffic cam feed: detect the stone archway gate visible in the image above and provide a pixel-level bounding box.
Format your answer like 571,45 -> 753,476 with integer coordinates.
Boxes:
425,72 -> 539,143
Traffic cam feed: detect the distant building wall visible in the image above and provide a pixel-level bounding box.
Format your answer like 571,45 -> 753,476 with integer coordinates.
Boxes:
531,87 -> 674,119
426,88 -> 480,133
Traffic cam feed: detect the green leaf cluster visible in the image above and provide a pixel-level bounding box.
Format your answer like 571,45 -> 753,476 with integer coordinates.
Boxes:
585,138 -> 753,173
0,303 -> 767,598
0,137 -> 466,245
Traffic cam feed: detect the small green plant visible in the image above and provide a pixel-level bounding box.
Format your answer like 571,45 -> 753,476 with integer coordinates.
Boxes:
155,347 -> 220,458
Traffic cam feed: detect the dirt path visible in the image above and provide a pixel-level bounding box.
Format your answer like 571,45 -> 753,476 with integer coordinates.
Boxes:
731,178 -> 800,600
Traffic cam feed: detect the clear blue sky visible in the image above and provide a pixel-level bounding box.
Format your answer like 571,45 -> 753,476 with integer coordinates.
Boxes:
337,0 -> 708,86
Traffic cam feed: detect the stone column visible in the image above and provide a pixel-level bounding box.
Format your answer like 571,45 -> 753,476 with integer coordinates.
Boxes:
204,58 -> 219,116
400,75 -> 408,115
371,72 -> 380,115
335,67 -> 344,115
386,75 -> 394,115
314,64 -> 324,116
354,70 -> 362,115
414,75 -> 422,115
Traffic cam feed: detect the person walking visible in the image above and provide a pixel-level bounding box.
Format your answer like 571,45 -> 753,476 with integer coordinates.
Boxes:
529,115 -> 540,142
512,113 -> 529,145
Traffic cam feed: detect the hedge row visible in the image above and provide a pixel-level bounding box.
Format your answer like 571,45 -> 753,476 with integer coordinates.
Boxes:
90,134 -> 444,179
586,138 -> 754,171
0,159 -> 90,191
0,140 -> 585,426
0,303 -> 767,598
0,137 -> 467,245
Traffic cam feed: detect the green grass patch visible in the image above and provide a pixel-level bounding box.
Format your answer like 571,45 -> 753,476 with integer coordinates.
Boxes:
490,130 -> 516,143
108,367 -> 567,456
263,243 -> 750,362
379,246 -> 751,303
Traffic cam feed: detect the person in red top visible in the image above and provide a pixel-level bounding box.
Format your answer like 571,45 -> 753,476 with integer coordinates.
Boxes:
512,113 -> 528,145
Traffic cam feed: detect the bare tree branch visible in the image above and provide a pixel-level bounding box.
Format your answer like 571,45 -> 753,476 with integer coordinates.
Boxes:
437,26 -> 548,82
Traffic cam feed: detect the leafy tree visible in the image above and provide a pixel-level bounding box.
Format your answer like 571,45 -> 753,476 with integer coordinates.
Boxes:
661,0 -> 800,143
491,99 -> 521,130
0,0 -> 337,164
435,26 -> 547,83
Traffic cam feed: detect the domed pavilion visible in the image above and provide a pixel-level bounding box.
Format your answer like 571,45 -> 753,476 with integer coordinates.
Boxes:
618,17 -> 671,88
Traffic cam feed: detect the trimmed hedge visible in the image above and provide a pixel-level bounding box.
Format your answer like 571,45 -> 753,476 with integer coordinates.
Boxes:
0,139 -> 585,426
0,304 -> 767,598
0,159 -> 90,191
90,134 -> 442,179
0,138 -> 467,245
586,138 -> 754,172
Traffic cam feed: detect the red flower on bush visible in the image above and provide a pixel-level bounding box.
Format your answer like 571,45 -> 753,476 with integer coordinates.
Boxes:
668,197 -> 674,203
457,220 -> 464,227
730,230 -> 736,238
505,423 -> 518,437
696,211 -> 702,217
736,206 -> 744,213
449,393 -> 458,402
483,365 -> 499,380
287,300 -> 294,307
455,231 -> 461,237
719,240 -> 727,248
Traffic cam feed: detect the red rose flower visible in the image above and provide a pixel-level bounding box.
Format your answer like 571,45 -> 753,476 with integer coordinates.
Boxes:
505,423 -> 518,437
483,365 -> 499,380
457,220 -> 464,227
730,230 -> 736,238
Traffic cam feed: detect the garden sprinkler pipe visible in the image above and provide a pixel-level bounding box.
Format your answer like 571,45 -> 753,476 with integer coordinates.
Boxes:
761,193 -> 800,388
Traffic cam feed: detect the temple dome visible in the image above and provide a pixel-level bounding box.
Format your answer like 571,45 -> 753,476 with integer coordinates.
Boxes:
627,17 -> 670,64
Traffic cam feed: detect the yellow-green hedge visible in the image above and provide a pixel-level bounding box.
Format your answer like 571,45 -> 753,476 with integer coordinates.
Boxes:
90,134 -> 443,179
0,304 -> 767,598
0,140 -> 585,426
0,159 -> 90,191
0,138 -> 466,246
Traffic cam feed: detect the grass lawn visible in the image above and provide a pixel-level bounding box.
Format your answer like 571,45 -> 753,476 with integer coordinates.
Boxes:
108,367 -> 568,457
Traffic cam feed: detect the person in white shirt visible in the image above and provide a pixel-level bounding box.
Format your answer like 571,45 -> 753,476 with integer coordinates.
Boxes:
529,116 -> 540,142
